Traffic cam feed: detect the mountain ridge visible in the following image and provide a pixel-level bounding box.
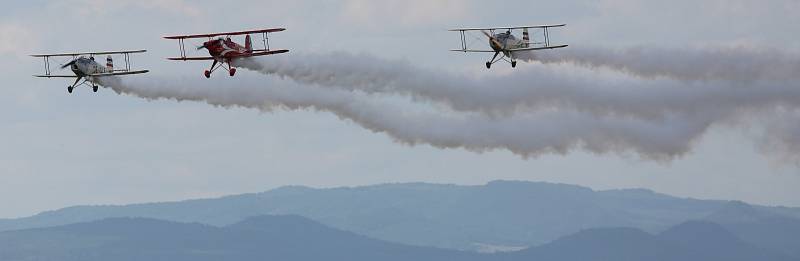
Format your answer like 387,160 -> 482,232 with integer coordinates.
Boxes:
1,215 -> 793,261
2,180 -> 799,252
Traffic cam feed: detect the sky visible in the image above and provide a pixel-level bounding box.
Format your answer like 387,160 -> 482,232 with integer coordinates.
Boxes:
1,0 -> 799,218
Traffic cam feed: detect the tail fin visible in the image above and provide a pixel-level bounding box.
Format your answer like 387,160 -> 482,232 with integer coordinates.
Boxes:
106,55 -> 113,72
522,28 -> 530,47
245,35 -> 253,53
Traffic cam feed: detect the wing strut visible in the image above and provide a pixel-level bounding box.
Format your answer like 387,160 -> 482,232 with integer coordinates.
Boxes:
178,38 -> 187,59
43,57 -> 51,76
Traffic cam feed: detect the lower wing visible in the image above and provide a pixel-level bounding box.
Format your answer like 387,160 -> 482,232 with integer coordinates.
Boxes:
451,45 -> 568,53
89,70 -> 149,77
508,45 -> 569,52
449,49 -> 497,53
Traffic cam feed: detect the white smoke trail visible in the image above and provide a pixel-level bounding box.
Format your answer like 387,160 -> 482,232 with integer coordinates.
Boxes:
530,46 -> 800,82
94,45 -> 800,162
233,51 -> 800,119
97,76 -> 714,160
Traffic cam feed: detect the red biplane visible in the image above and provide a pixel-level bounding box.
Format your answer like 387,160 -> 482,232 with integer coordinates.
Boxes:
164,28 -> 288,78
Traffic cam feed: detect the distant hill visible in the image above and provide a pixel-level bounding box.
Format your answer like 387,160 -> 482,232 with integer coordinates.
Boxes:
0,216 -> 793,261
704,201 -> 800,258
507,221 -> 794,261
1,180 -> 799,251
0,215 -> 482,261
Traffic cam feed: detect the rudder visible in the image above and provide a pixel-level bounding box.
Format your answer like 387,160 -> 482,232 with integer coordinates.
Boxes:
523,28 -> 530,47
106,55 -> 113,72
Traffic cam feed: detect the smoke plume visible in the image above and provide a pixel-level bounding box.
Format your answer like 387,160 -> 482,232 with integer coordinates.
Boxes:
98,76 -> 712,160
233,49 -> 800,120
96,45 -> 800,161
531,46 -> 800,82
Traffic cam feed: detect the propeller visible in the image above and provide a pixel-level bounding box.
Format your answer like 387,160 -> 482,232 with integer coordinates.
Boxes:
60,60 -> 77,69
196,45 -> 206,50
481,30 -> 504,49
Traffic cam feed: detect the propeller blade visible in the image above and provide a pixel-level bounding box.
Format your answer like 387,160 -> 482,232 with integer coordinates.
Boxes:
60,60 -> 77,69
481,30 -> 504,49
196,45 -> 206,50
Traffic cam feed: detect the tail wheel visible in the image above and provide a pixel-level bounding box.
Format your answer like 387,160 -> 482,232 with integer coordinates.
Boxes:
485,62 -> 492,69
93,86 -> 99,92
229,68 -> 236,77
511,61 -> 517,68
204,70 -> 211,78
67,86 -> 73,93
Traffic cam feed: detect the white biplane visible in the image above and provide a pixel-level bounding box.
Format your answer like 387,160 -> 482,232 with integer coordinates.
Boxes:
450,24 -> 568,69
31,50 -> 149,93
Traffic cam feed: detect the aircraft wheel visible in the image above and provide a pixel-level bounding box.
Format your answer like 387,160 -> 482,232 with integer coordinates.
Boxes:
67,86 -> 73,94
93,86 -> 99,92
485,62 -> 492,69
204,70 -> 211,78
512,61 -> 517,68
229,68 -> 236,77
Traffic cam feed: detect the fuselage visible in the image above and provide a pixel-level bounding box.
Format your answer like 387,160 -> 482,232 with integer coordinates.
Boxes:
70,57 -> 108,77
201,37 -> 251,62
489,32 -> 527,54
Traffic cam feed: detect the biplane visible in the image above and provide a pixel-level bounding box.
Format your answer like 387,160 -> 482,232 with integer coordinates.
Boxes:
31,50 -> 149,93
450,24 -> 568,69
164,28 -> 289,78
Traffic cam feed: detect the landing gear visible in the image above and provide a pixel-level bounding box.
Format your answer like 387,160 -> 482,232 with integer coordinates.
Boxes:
486,51 -> 500,70
92,86 -> 99,92
204,60 -> 218,79
203,60 -> 236,78
68,76 -> 81,94
511,61 -> 517,68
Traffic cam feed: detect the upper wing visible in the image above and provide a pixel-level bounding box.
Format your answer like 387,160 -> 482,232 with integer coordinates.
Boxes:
31,50 -> 147,57
449,24 -> 566,31
508,45 -> 569,52
164,28 -> 286,39
89,70 -> 149,77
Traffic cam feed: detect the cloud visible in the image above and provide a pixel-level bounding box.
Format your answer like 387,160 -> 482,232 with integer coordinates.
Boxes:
56,0 -> 204,17
0,23 -> 37,58
339,0 -> 468,29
